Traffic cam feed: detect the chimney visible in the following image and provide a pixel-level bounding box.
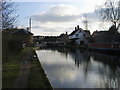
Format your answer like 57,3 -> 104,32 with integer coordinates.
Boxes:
27,27 -> 29,31
66,32 -> 68,35
75,27 -> 77,30
77,25 -> 79,30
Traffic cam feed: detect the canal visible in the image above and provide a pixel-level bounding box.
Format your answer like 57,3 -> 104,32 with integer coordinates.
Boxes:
36,48 -> 120,88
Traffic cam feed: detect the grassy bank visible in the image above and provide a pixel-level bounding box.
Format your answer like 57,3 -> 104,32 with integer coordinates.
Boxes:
27,49 -> 53,89
2,47 -> 53,89
2,47 -> 29,88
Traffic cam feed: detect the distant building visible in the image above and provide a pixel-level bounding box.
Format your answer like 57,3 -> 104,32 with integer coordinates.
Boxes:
58,32 -> 69,45
92,30 -> 120,43
33,36 -> 44,44
33,32 -> 69,46
69,25 -> 90,45
89,30 -> 120,51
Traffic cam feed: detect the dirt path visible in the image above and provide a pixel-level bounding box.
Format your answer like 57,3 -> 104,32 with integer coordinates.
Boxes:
12,49 -> 33,88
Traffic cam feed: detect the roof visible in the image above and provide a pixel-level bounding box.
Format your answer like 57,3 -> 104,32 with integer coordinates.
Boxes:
83,30 -> 90,35
69,28 -> 84,36
11,29 -> 33,35
69,30 -> 78,36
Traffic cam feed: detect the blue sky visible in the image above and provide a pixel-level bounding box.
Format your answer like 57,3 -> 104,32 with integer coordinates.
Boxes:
13,0 -> 114,36
16,2 -> 51,26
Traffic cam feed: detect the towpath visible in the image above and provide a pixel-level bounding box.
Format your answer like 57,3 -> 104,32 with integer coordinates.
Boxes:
12,49 -> 33,88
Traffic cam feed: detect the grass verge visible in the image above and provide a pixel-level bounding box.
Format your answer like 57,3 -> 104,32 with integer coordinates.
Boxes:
2,47 -> 30,88
3,47 -> 53,89
27,49 -> 53,89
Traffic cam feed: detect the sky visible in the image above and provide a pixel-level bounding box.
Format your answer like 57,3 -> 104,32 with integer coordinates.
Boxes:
12,0 -> 115,36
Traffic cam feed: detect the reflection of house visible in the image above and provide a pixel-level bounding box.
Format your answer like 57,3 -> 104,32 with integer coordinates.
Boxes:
11,29 -> 33,46
69,25 -> 90,45
70,49 -> 90,67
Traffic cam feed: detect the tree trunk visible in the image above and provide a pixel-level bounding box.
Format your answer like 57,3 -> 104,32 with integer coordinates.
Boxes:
114,22 -> 117,29
116,23 -> 120,31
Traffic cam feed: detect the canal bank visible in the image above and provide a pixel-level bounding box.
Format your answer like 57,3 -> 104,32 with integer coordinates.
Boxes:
2,47 -> 52,89
28,48 -> 53,89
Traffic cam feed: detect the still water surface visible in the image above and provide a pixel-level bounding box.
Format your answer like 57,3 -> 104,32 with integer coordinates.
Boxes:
36,48 -> 120,88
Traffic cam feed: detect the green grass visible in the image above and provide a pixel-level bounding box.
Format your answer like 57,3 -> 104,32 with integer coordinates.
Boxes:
2,64 -> 20,88
2,47 -> 53,89
27,50 -> 53,89
2,47 -> 30,88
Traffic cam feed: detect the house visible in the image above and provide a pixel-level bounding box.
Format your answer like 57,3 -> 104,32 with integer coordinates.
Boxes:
88,30 -> 120,52
69,25 -> 90,45
57,32 -> 69,45
11,28 -> 34,46
92,30 -> 120,43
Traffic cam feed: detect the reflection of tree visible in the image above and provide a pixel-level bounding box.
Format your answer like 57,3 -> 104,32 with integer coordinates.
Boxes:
90,52 -> 120,88
90,52 -> 120,69
82,51 -> 90,79
98,67 -> 120,88
71,49 -> 90,68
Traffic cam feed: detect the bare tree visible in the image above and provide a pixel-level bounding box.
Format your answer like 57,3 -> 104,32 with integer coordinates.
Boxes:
99,0 -> 120,31
1,0 -> 18,30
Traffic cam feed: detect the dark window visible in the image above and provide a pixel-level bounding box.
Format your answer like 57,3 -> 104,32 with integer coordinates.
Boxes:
76,34 -> 79,37
84,34 -> 86,37
80,41 -> 84,45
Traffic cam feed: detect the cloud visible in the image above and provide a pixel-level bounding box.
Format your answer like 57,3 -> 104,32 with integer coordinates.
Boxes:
81,10 -> 100,23
32,21 -> 77,36
31,4 -> 81,23
31,4 -> 111,36
31,4 -> 83,36
80,9 -> 112,33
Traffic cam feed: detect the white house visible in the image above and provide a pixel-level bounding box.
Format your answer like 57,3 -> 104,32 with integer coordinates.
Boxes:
69,25 -> 90,45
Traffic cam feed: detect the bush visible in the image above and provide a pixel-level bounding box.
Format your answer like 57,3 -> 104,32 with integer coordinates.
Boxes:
8,40 -> 23,54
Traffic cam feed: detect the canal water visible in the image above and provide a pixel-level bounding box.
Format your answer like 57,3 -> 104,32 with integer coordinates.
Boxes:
36,48 -> 120,88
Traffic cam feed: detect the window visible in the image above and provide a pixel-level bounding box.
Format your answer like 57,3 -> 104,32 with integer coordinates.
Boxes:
76,34 -> 79,37
84,34 -> 86,37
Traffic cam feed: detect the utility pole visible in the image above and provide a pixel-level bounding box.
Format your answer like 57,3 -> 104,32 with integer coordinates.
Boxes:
84,14 -> 88,30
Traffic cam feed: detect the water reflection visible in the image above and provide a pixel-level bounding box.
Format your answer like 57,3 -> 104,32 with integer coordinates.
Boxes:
36,48 -> 120,88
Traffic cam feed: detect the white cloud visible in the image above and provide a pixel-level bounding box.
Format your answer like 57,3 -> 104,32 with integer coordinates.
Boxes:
31,4 -> 83,35
30,1 -> 112,36
32,21 -> 77,36
81,9 -> 113,33
31,4 -> 81,23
